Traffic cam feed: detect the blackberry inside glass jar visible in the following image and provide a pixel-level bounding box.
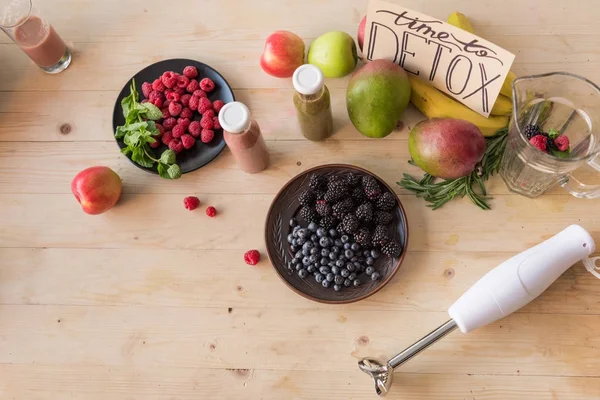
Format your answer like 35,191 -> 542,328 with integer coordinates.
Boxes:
292,64 -> 334,141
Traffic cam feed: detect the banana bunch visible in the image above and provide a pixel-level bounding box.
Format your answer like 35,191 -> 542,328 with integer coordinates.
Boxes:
409,12 -> 514,136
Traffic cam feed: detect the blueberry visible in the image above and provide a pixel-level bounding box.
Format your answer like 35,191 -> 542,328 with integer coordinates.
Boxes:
315,273 -> 324,283
293,225 -> 301,234
365,266 -> 375,275
344,279 -> 352,287
311,234 -> 319,243
366,257 -> 375,266
334,275 -> 344,285
345,249 -> 354,259
310,247 -> 319,256
322,279 -> 331,288
331,266 -> 340,275
351,243 -> 360,252
303,241 -> 314,250
296,238 -> 306,246
346,263 -> 355,272
348,273 -> 357,281
371,249 -> 381,259
353,261 -> 362,269
307,265 -> 316,273
316,228 -> 327,238
295,264 -> 303,271
290,218 -> 298,227
341,235 -> 350,244
319,237 -> 331,248
326,273 -> 335,282
338,254 -> 345,260
309,254 -> 318,263
321,248 -> 330,257
334,239 -> 343,247
353,279 -> 361,287
290,245 -> 298,252
295,251 -> 303,259
329,252 -> 337,261
329,229 -> 338,238
307,222 -> 318,232
298,269 -> 308,279
351,256 -> 358,262
291,258 -> 300,265
328,262 -> 335,267
297,229 -> 308,239
344,243 -> 351,250
319,266 -> 330,274
302,257 -> 310,266
331,246 -> 340,254
341,269 -> 350,278
291,239 -> 297,247
320,258 -> 328,266
287,234 -> 294,243
333,284 -> 342,292
302,248 -> 310,257
335,259 -> 345,268
363,250 -> 371,257
371,272 -> 381,281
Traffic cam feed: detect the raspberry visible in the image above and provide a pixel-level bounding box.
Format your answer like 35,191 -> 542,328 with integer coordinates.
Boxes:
163,99 -> 171,108
200,109 -> 214,118
161,108 -> 170,119
189,121 -> 201,137
213,100 -> 225,113
161,71 -> 178,89
152,97 -> 163,108
183,196 -> 200,210
169,102 -> 183,117
200,78 -> 215,92
183,66 -> 199,79
166,91 -> 181,102
198,97 -> 213,113
149,138 -> 161,148
206,206 -> 217,218
177,75 -> 190,89
201,129 -> 214,143
140,99 -> 149,104
169,139 -> 183,154
186,79 -> 199,93
162,131 -> 173,145
200,115 -> 214,130
155,123 -> 165,134
181,94 -> 192,107
189,95 -> 200,111
141,82 -> 152,98
213,117 -> 221,130
163,117 -> 177,130
555,135 -> 570,152
177,118 -> 191,130
174,87 -> 185,96
529,134 -> 548,152
148,90 -> 163,103
181,134 -> 195,149
172,124 -> 185,139
243,250 -> 260,265
152,78 -> 165,92
193,89 -> 207,98
180,107 -> 193,119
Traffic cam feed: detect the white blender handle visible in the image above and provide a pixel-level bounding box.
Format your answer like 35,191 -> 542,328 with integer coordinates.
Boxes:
448,225 -> 596,333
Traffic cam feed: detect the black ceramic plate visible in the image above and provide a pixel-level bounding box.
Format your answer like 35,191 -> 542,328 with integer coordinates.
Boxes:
265,164 -> 409,304
112,58 -> 234,175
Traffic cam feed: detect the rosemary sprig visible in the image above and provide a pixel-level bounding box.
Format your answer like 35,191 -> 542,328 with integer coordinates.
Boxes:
398,128 -> 508,210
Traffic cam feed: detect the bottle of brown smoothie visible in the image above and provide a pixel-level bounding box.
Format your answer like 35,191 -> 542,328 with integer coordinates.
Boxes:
292,64 -> 333,141
218,102 -> 269,174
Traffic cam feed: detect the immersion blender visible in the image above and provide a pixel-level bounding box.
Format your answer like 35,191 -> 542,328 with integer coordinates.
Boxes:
359,225 -> 600,396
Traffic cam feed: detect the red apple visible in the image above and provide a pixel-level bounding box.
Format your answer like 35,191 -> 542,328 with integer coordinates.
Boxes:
358,16 -> 366,52
71,166 -> 122,215
260,30 -> 305,78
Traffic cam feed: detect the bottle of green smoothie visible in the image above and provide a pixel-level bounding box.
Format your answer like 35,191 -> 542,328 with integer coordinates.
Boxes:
292,64 -> 333,141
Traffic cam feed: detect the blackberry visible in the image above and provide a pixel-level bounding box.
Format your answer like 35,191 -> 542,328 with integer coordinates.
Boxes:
382,241 -> 402,257
547,138 -> 558,151
342,214 -> 359,234
523,124 -> 542,140
308,174 -> 325,191
374,211 -> 393,225
324,182 -> 348,203
351,186 -> 367,203
354,227 -> 372,247
315,200 -> 332,217
319,215 -> 337,230
344,172 -> 360,187
376,192 -> 396,211
336,222 -> 346,235
372,225 -> 391,246
355,202 -> 374,223
298,189 -> 315,206
299,206 -> 319,223
362,175 -> 381,200
327,175 -> 343,187
332,198 -> 354,218
314,189 -> 325,201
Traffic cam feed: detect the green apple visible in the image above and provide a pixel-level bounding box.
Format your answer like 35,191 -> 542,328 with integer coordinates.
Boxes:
308,31 -> 358,78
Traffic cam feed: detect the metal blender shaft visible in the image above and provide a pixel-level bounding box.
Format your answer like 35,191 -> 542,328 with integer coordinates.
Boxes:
358,319 -> 458,397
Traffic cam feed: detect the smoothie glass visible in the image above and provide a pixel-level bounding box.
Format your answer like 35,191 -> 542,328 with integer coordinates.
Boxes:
0,0 -> 71,73
500,72 -> 600,198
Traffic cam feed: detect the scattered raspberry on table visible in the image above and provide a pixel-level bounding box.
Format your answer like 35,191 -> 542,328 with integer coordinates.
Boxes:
205,206 -> 217,218
244,250 -> 261,266
183,196 -> 200,211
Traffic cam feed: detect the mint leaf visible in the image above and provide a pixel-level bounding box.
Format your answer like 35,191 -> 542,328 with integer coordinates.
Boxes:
121,95 -> 134,119
167,164 -> 182,179
145,121 -> 159,135
121,147 -> 132,156
548,128 -> 560,139
159,149 -> 176,164
142,103 -> 163,120
129,79 -> 139,103
131,147 -> 155,168
123,130 -> 143,146
157,163 -> 170,179
550,149 -> 570,159
115,125 -> 128,139
122,121 -> 148,132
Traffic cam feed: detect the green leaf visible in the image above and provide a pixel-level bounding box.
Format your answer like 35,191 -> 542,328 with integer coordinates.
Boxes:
167,164 -> 182,179
121,121 -> 148,133
157,163 -> 170,179
121,95 -> 134,119
142,102 -> 163,120
548,128 -> 560,139
159,149 -> 176,164
550,149 -> 570,159
145,121 -> 159,135
115,125 -> 128,139
129,79 -> 139,103
120,147 -> 132,156
123,130 -> 143,146
131,147 -> 155,168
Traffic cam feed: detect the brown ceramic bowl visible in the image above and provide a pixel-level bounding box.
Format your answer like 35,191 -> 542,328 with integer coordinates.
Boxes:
265,164 -> 409,304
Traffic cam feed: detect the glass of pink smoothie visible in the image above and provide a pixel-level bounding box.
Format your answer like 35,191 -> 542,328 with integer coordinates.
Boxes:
0,0 -> 71,73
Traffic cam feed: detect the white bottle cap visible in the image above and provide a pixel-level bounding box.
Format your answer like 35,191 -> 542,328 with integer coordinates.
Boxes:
218,102 -> 251,134
292,64 -> 324,95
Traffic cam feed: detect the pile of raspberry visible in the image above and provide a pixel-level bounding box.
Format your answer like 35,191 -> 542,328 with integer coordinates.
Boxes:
524,124 -> 570,154
141,66 -> 225,155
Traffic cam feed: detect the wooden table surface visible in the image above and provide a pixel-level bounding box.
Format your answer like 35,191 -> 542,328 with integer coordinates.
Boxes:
1,0 -> 600,399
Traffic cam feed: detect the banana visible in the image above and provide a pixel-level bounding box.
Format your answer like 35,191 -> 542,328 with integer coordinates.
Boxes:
490,94 -> 512,116
408,75 -> 508,136
447,11 -> 516,99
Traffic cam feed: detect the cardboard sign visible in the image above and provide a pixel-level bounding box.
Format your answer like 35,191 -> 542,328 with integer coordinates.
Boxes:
363,0 -> 515,117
